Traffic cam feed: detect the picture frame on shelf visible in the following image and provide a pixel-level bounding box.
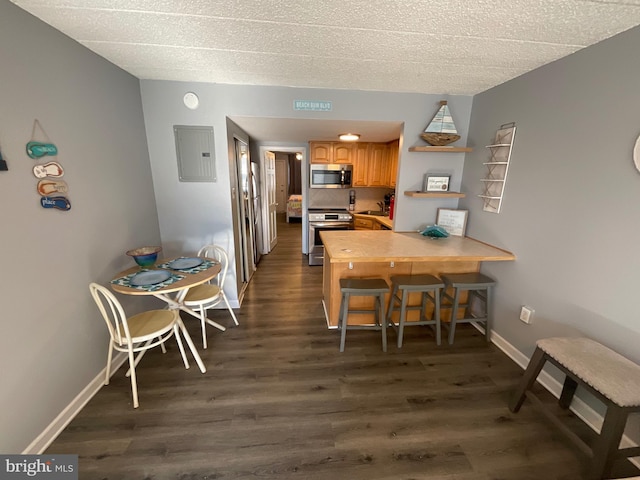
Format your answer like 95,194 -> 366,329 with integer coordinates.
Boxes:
436,208 -> 468,237
423,174 -> 450,192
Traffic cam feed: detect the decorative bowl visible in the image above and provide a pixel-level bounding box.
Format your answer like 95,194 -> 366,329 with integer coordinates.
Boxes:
126,246 -> 162,267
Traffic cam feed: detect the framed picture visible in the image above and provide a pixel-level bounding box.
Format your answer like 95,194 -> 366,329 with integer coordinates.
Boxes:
423,174 -> 450,192
436,208 -> 468,236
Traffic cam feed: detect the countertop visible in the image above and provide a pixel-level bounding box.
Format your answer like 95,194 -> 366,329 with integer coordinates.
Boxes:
320,230 -> 515,263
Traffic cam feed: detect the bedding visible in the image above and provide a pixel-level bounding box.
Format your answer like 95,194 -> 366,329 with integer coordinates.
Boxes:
286,194 -> 302,222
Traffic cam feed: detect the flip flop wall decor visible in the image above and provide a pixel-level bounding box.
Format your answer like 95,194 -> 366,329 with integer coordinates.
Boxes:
26,141 -> 58,159
40,196 -> 71,211
37,179 -> 68,196
33,161 -> 64,179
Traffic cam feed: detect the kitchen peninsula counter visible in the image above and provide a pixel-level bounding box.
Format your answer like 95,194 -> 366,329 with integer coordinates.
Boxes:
319,230 -> 515,327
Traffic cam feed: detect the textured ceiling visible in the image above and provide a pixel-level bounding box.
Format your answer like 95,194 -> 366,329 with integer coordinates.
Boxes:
11,0 -> 640,96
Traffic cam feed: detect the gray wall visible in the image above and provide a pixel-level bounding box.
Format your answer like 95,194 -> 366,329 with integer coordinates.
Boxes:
0,2 -> 159,453
461,26 -> 640,398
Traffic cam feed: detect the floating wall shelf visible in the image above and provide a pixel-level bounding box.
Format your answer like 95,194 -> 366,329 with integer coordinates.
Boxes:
408,146 -> 472,153
404,191 -> 465,198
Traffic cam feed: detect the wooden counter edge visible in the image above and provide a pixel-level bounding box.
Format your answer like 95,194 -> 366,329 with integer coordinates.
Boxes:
325,235 -> 516,263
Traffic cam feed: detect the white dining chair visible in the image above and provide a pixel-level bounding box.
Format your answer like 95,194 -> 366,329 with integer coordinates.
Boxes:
89,282 -> 189,408
183,244 -> 239,348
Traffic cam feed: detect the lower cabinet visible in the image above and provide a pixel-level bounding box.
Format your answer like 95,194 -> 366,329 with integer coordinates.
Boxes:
354,216 -> 374,230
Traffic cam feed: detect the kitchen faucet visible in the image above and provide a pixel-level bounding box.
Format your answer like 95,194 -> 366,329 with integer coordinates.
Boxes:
377,201 -> 386,212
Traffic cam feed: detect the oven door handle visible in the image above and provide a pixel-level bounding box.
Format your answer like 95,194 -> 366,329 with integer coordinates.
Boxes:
309,222 -> 352,228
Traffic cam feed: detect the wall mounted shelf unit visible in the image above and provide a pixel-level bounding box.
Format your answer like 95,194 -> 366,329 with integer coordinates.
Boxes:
478,124 -> 516,213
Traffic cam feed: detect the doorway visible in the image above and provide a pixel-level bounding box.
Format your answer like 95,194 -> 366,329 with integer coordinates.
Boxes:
258,146 -> 307,255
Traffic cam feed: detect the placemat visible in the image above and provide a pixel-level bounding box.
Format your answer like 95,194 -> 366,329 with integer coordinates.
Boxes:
156,258 -> 218,274
110,269 -> 185,291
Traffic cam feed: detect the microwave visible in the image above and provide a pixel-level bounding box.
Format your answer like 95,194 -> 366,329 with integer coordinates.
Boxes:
310,164 -> 353,189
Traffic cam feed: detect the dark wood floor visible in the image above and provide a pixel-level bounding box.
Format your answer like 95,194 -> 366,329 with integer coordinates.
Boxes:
48,215 -> 638,479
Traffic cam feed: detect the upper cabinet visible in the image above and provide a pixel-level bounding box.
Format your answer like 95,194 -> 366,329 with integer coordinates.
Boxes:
350,141 -> 399,188
310,142 -> 333,164
333,143 -> 356,164
310,141 -> 355,164
387,140 -> 399,188
352,143 -> 369,186
367,143 -> 388,187
311,140 -> 399,188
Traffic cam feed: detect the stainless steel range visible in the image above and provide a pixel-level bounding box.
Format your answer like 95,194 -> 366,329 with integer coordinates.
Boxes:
308,208 -> 353,266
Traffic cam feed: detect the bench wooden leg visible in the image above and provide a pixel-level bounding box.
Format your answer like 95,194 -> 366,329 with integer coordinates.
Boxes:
509,346 -> 547,412
590,405 -> 628,480
559,375 -> 578,409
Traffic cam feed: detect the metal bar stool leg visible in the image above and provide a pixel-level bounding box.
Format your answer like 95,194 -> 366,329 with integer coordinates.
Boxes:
378,293 -> 387,352
339,292 -> 350,353
397,289 -> 409,348
448,287 -> 461,345
434,288 -> 442,346
484,286 -> 492,342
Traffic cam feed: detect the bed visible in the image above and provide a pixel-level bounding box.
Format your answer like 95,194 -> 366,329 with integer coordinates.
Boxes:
286,194 -> 302,222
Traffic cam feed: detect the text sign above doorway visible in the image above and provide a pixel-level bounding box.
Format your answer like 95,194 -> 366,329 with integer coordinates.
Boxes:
293,100 -> 332,112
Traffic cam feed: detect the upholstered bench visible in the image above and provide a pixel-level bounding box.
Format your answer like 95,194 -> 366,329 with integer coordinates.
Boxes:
509,337 -> 640,479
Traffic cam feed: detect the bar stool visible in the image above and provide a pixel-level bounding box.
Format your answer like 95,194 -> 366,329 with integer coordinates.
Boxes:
440,272 -> 496,345
338,278 -> 390,352
386,274 -> 444,347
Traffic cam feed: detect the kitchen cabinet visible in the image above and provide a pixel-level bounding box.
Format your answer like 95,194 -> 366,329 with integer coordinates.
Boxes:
353,213 -> 392,230
352,142 -> 392,187
354,216 -> 375,230
310,142 -> 333,163
333,143 -> 355,164
310,141 -> 355,164
352,143 -> 369,186
386,139 -> 399,187
367,143 -> 388,187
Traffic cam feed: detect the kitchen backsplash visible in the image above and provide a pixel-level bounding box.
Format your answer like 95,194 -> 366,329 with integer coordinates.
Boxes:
309,187 -> 393,211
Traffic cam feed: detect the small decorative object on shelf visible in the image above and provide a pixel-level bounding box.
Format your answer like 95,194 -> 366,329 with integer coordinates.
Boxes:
479,122 -> 516,214
420,101 -> 461,146
423,174 -> 450,192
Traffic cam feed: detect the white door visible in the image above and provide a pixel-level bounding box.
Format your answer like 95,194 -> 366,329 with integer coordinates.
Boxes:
275,158 -> 288,213
265,151 -> 278,251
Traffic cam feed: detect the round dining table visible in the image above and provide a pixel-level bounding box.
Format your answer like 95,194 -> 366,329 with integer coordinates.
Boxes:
110,257 -> 224,373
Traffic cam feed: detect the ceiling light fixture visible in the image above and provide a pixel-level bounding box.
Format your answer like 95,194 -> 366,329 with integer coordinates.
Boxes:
339,133 -> 360,142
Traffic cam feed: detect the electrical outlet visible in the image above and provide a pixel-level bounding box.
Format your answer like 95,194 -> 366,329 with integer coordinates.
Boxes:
520,306 -> 534,324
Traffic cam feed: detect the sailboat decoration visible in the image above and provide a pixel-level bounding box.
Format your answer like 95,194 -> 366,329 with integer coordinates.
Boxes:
420,100 -> 461,146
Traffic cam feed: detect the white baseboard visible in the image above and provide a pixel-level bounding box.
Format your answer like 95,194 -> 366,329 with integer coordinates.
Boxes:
22,352 -> 127,454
